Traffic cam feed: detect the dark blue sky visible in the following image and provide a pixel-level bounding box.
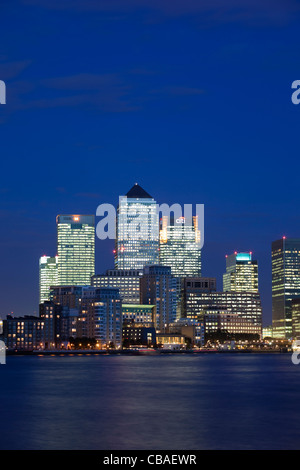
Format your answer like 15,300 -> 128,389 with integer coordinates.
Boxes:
1,0 -> 300,324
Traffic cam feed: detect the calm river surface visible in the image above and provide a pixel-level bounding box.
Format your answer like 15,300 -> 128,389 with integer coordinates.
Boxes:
0,353 -> 299,450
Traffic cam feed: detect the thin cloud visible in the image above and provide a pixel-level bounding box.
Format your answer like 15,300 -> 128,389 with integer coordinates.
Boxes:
42,73 -> 122,91
0,60 -> 31,81
21,0 -> 300,25
3,71 -> 206,115
3,72 -> 139,113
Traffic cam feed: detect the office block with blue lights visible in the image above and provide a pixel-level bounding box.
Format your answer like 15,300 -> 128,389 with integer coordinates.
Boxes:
223,252 -> 258,293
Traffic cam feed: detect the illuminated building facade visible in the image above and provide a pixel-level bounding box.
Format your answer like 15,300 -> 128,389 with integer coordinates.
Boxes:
39,301 -> 62,349
198,310 -> 261,337
5,315 -> 44,351
115,184 -> 159,270
272,237 -> 300,338
167,318 -> 205,346
50,285 -> 95,309
182,277 -> 262,336
78,287 -> 122,348
122,304 -> 156,324
159,216 -> 201,277
140,265 -> 178,332
92,269 -> 143,304
292,298 -> 300,338
39,255 -> 58,303
50,285 -> 96,341
56,215 -> 95,286
223,252 -> 258,293
122,322 -> 156,347
262,325 -> 273,338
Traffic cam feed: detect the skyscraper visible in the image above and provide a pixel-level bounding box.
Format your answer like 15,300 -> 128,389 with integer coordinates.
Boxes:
39,255 -> 58,304
115,184 -> 159,270
272,237 -> 300,338
223,252 -> 258,293
56,215 -> 95,286
159,216 -> 202,277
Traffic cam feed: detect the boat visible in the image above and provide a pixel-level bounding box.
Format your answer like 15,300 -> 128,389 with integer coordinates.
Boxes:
125,346 -> 159,355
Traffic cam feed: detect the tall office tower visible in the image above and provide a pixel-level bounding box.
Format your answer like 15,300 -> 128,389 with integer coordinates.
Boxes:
78,287 -> 122,349
115,184 -> 159,270
56,215 -> 95,286
272,237 -> 300,338
159,216 -> 202,277
39,255 -> 58,304
91,269 -> 143,304
140,265 -> 178,332
223,252 -> 258,293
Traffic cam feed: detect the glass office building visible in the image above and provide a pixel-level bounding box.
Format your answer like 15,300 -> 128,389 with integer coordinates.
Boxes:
272,237 -> 300,338
182,277 -> 262,336
159,216 -> 201,277
39,255 -> 58,304
115,184 -> 159,270
223,252 -> 258,293
56,215 -> 95,286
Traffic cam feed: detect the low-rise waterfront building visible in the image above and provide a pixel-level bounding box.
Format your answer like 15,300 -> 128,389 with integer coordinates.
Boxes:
122,321 -> 156,347
4,315 -> 44,351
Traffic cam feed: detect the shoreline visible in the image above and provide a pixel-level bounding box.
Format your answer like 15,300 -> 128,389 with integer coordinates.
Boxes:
5,348 -> 290,356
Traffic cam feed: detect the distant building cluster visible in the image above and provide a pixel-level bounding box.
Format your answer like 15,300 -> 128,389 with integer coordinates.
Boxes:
1,183 -> 272,352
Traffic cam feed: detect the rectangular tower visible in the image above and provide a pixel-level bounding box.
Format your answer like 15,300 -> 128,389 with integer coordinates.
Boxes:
272,237 -> 300,338
115,184 -> 159,270
140,265 -> 178,332
39,255 -> 58,304
79,287 -> 122,349
159,216 -> 201,277
56,215 -> 95,286
223,252 -> 258,293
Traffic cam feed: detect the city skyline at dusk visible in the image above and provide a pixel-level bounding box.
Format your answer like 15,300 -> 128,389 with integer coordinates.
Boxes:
2,0 -> 300,454
0,179 -> 296,327
1,3 -> 300,325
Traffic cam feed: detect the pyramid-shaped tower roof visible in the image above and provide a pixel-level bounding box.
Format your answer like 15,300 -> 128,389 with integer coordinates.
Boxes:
126,183 -> 153,199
